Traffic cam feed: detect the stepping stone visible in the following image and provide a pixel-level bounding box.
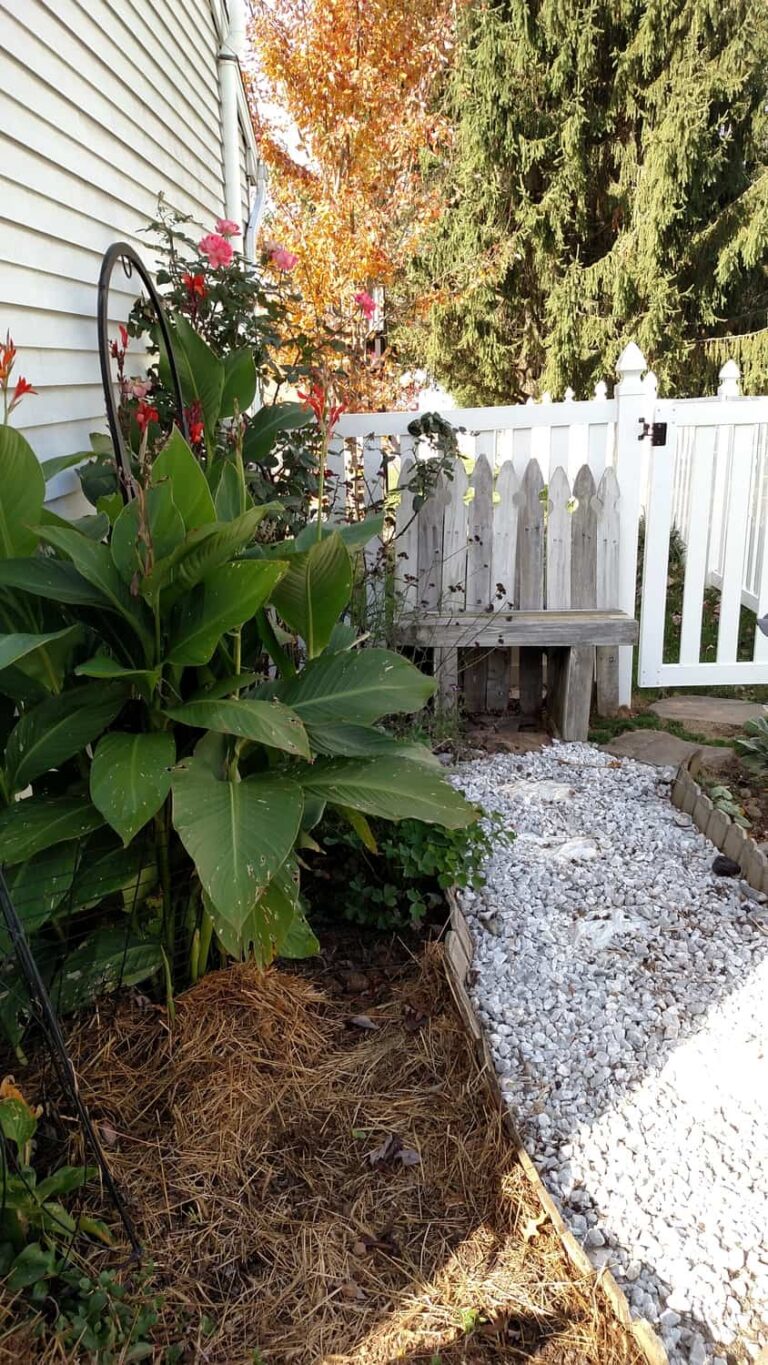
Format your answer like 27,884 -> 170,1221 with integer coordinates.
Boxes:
600,728 -> 732,769
649,695 -> 765,736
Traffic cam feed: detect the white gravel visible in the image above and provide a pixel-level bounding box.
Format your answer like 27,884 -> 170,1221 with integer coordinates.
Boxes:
451,743 -> 768,1365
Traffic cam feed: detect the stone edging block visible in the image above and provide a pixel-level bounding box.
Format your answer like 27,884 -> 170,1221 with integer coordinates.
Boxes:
672,752 -> 768,895
443,888 -> 669,1365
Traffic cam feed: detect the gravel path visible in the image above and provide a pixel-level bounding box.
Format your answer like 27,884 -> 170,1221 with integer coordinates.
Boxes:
452,744 -> 768,1365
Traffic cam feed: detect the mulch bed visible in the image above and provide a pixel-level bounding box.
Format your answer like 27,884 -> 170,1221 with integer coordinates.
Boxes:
0,937 -> 647,1364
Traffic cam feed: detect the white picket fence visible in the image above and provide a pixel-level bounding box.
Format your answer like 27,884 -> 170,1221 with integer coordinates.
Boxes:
333,344 -> 768,702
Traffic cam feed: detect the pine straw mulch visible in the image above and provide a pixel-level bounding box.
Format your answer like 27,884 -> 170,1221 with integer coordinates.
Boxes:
1,943 -> 647,1364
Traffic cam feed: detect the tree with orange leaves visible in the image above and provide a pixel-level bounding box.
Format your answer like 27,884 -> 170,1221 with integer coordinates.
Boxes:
249,0 -> 456,407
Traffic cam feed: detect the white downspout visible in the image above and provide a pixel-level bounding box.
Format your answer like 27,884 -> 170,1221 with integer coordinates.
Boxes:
218,0 -> 247,227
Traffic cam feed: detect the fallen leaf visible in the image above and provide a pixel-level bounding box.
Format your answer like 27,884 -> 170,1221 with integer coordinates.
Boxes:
398,1146 -> 422,1166
340,1279 -> 366,1301
98,1121 -> 119,1148
367,1133 -> 422,1169
347,1014 -> 378,1031
367,1132 -> 401,1167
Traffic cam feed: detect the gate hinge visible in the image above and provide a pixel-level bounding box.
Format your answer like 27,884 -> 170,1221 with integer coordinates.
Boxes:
638,419 -> 667,447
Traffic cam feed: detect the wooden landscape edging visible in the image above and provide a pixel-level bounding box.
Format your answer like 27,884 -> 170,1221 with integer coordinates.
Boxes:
443,888 -> 668,1365
672,752 -> 768,891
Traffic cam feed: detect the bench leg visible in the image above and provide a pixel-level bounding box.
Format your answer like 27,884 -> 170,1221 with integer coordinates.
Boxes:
462,647 -> 487,714
485,649 -> 511,713
596,644 -> 620,717
435,646 -> 459,715
547,647 -> 594,741
519,647 -> 543,720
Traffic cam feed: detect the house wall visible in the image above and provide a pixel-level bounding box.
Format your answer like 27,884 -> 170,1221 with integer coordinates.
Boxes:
0,0 -> 256,505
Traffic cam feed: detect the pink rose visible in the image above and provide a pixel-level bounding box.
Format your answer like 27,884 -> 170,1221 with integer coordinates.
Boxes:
199,233 -> 234,269
215,217 -> 241,238
354,290 -> 377,322
270,246 -> 298,272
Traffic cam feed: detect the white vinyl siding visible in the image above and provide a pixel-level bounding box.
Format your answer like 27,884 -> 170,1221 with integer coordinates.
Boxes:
0,0 -> 255,492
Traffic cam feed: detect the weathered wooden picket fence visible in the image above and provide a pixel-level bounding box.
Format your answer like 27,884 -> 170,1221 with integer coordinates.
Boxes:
333,342 -> 768,709
390,453 -> 634,734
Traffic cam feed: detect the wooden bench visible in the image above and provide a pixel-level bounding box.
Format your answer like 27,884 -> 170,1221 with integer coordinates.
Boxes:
396,609 -> 639,741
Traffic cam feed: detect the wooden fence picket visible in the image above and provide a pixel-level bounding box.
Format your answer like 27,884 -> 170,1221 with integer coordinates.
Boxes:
464,450 -> 494,710
517,459 -> 545,715
394,456 -> 418,620
441,458 -> 469,608
546,466 -> 572,610
595,466 -> 621,714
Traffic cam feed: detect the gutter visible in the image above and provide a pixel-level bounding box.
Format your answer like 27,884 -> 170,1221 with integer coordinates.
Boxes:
218,0 -> 249,228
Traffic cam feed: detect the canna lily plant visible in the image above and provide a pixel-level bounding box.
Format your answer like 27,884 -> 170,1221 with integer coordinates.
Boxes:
0,342 -> 475,1052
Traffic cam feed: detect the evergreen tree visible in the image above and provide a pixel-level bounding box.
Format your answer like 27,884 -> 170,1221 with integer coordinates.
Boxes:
408,0 -> 768,402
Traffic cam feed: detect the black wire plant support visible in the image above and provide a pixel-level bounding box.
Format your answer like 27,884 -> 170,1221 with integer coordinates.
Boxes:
97,240 -> 189,503
0,242 -> 186,1261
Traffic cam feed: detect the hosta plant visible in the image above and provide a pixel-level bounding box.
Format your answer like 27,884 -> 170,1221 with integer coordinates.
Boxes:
0,400 -> 475,1050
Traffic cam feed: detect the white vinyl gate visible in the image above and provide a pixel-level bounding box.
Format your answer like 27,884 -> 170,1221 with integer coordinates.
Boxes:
334,344 -> 768,700
637,397 -> 768,687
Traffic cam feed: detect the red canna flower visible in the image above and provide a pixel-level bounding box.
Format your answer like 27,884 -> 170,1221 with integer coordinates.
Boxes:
135,400 -> 159,433
182,272 -> 207,300
0,333 -> 17,383
11,377 -> 35,403
184,401 -> 204,445
298,381 -> 346,433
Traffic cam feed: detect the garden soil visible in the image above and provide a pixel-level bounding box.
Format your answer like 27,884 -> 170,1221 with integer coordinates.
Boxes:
0,940 -> 646,1364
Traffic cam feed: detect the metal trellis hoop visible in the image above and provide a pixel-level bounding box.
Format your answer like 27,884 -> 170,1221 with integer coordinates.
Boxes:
97,242 -> 189,502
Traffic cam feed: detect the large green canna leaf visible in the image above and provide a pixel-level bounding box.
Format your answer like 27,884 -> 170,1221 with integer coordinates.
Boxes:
51,926 -> 163,1014
0,796 -> 104,865
0,557 -> 115,609
1,842 -> 79,950
0,628 -> 82,690
210,858 -> 299,962
271,533 -> 352,658
34,525 -> 153,651
293,514 -> 384,553
165,697 -> 310,758
0,427 -> 46,558
172,766 -> 304,937
39,451 -> 93,483
111,484 -> 185,585
5,683 -> 129,793
220,348 -> 257,418
274,648 -> 435,725
90,732 -> 175,845
141,503 -> 282,604
307,723 -> 441,766
294,756 -> 477,827
167,559 -> 286,666
168,315 -> 225,434
213,459 -> 248,521
151,429 -> 216,530
68,834 -> 156,911
243,402 -> 312,464
74,655 -> 161,692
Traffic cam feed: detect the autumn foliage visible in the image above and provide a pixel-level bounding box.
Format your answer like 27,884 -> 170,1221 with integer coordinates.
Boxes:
249,0 -> 456,406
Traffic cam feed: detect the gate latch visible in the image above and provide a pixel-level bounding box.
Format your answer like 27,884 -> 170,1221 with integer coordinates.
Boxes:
638,419 -> 667,447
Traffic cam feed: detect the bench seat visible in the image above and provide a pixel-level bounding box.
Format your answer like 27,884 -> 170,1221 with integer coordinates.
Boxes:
394,610 -> 639,741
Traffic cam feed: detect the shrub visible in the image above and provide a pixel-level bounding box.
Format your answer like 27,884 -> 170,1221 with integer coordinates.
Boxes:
313,811 -> 510,930
0,342 -> 477,1051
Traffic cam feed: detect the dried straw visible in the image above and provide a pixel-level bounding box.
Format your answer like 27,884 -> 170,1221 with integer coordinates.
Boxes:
0,946 -> 646,1363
